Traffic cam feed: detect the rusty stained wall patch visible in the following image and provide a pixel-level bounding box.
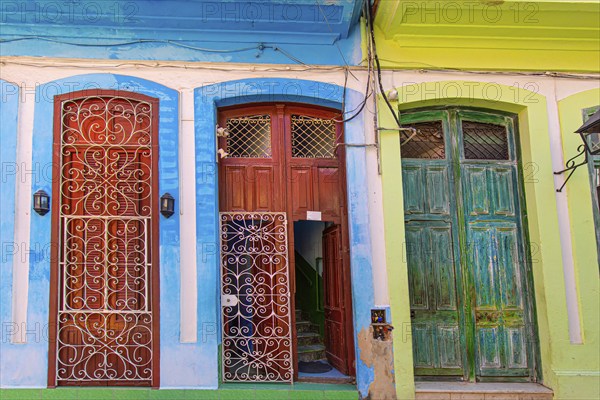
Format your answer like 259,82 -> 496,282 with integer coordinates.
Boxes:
358,326 -> 396,400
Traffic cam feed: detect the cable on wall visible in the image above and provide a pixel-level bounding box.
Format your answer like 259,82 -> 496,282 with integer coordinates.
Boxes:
0,36 -> 310,65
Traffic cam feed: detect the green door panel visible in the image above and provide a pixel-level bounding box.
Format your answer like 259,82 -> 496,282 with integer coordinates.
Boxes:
491,167 -> 516,217
402,165 -> 426,214
431,227 -> 457,310
497,227 -> 523,309
463,166 -> 490,216
468,226 -> 495,309
466,224 -> 529,377
401,108 -> 536,382
406,226 -> 429,310
405,221 -> 463,376
426,167 -> 451,215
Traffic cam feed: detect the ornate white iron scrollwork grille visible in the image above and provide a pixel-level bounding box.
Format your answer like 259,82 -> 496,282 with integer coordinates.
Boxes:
219,212 -> 293,382
55,95 -> 154,384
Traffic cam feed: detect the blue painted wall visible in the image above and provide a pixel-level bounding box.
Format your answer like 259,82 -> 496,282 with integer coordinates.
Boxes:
0,80 -> 19,386
0,74 -> 189,388
0,0 -> 364,65
194,78 -> 376,397
0,74 -> 378,396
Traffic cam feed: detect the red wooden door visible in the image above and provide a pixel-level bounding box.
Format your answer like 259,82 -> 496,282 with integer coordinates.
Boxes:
218,106 -> 293,382
322,225 -> 348,374
218,103 -> 355,381
218,105 -> 285,213
49,92 -> 159,387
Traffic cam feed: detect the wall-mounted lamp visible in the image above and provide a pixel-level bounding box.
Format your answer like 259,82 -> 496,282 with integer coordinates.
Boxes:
160,193 -> 175,218
554,109 -> 600,192
33,190 -> 50,216
576,109 -> 600,156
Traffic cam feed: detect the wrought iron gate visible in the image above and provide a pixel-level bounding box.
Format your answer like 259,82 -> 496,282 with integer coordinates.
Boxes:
219,212 -> 293,382
54,94 -> 156,385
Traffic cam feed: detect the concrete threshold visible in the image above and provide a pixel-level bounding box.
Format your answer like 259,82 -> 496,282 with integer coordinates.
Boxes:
415,382 -> 553,400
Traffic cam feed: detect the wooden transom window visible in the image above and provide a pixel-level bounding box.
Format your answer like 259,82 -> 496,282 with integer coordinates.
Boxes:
400,120 -> 445,159
462,120 -> 510,160
291,115 -> 336,158
226,115 -> 272,158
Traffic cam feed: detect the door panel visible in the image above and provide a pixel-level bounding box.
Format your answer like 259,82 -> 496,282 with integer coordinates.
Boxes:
401,109 -> 535,381
405,221 -> 463,376
466,224 -> 529,377
290,167 -> 313,216
219,212 -> 293,382
253,167 -> 275,211
317,167 -> 340,219
402,165 -> 426,214
425,167 -> 451,215
463,166 -> 490,216
492,167 -> 516,217
322,225 -> 347,374
51,93 -> 158,386
219,104 -> 354,381
224,166 -> 248,210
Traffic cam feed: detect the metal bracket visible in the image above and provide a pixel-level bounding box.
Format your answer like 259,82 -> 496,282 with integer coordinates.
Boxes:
554,144 -> 588,192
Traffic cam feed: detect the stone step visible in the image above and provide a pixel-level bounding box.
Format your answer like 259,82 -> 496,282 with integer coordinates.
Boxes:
297,331 -> 322,347
296,320 -> 318,333
415,382 -> 553,400
298,344 -> 326,363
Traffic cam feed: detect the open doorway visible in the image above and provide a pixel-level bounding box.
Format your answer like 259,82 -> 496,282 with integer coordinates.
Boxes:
294,220 -> 353,383
217,103 -> 355,383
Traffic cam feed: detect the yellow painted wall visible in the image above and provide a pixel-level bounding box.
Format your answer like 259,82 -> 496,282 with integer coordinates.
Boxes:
554,89 -> 600,399
373,0 -> 600,73
380,81 -> 599,399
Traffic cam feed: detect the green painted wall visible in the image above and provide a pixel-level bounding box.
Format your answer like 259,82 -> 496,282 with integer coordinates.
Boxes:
0,384 -> 358,400
295,251 -> 325,336
380,81 -> 600,399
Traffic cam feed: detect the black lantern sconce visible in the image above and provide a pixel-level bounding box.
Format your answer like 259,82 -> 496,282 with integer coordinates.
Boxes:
33,190 -> 50,216
554,109 -> 600,192
160,193 -> 175,218
576,109 -> 600,156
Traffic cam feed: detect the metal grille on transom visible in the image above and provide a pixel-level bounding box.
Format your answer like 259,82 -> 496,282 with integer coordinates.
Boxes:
219,212 -> 293,382
55,95 -> 154,384
400,121 -> 445,159
462,121 -> 509,160
291,115 -> 336,158
226,115 -> 272,158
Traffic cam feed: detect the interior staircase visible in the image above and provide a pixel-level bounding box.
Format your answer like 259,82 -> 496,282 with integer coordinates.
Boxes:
296,309 -> 326,362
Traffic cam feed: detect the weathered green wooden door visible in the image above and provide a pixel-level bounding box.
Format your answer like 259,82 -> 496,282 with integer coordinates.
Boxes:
401,109 -> 536,381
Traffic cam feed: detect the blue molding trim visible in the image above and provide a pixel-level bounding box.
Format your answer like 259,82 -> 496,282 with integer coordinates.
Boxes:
0,1 -> 362,40
194,78 -> 375,397
0,1 -> 363,64
0,26 -> 362,65
0,74 -> 181,388
0,80 -> 20,386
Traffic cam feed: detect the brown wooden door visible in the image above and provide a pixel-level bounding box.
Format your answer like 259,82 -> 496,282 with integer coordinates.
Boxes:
322,225 -> 348,374
218,103 -> 355,381
218,105 -> 292,382
49,91 -> 159,387
218,105 -> 286,213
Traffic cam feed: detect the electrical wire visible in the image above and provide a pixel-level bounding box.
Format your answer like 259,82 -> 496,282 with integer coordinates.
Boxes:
332,0 -> 374,125
316,0 -> 358,81
366,0 -> 402,129
0,36 -> 309,65
0,36 -> 260,52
